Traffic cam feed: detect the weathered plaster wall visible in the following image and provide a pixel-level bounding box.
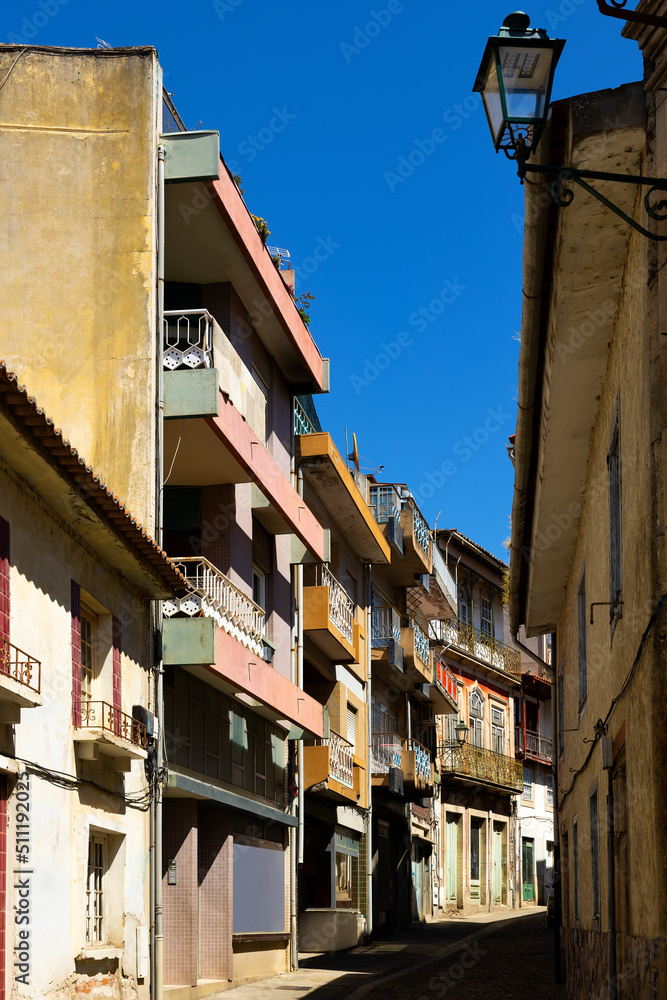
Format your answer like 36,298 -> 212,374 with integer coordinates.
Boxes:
0,46 -> 159,529
0,458 -> 152,999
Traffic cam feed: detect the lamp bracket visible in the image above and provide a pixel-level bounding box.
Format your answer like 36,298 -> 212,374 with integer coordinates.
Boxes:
518,160 -> 667,241
596,0 -> 667,30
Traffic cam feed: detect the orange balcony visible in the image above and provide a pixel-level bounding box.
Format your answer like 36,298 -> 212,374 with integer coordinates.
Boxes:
369,487 -> 432,586
402,738 -> 435,798
303,565 -> 358,663
303,731 -> 361,802
401,619 -> 432,683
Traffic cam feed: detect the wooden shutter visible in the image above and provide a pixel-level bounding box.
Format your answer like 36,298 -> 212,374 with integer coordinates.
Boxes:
71,581 -> 82,726
112,616 -> 122,735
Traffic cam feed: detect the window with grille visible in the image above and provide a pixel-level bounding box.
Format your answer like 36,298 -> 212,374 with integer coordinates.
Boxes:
80,607 -> 97,702
469,689 -> 484,747
523,766 -> 533,801
491,706 -> 505,754
481,597 -> 493,637
86,834 -> 106,944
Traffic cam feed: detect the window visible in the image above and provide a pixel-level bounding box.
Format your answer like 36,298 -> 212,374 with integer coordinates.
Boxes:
458,588 -> 470,625
252,364 -> 270,444
491,706 -> 505,755
80,606 -> 97,702
523,766 -> 533,801
480,597 -> 493,637
371,698 -> 397,735
608,398 -> 622,633
578,571 -> 587,710
346,704 -> 357,753
573,819 -> 579,920
590,789 -> 600,919
469,689 -> 484,747
546,773 -> 554,808
252,564 -> 266,611
86,833 -> 107,945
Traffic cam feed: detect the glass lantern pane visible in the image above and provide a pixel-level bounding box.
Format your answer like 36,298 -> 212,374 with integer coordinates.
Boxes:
481,56 -> 505,145
498,45 -> 553,122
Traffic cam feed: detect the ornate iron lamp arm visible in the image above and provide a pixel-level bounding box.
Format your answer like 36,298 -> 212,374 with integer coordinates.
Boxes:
517,160 -> 667,241
595,0 -> 667,30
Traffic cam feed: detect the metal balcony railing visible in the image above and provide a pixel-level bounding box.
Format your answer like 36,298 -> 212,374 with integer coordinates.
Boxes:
410,620 -> 430,666
163,309 -> 214,371
164,557 -> 266,657
371,606 -> 401,646
76,700 -> 146,749
371,732 -> 403,773
515,727 -> 553,761
293,397 -> 316,436
0,639 -> 41,694
413,505 -> 431,556
429,616 -> 520,678
405,737 -> 431,781
434,657 -> 458,704
440,743 -> 523,791
305,564 -> 354,643
321,730 -> 354,788
369,486 -> 404,552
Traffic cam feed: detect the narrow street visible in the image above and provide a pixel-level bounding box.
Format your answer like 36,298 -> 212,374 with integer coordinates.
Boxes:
217,909 -> 565,1000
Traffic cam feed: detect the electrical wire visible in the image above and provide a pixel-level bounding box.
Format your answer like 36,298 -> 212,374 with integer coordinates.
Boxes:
558,593 -> 667,806
0,46 -> 29,93
11,754 -> 155,811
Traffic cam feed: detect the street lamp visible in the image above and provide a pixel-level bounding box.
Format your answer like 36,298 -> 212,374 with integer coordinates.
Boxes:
474,11 -> 564,161
437,719 -> 469,758
474,12 -> 667,240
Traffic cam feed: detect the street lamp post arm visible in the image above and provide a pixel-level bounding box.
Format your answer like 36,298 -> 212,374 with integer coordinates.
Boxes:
518,161 -> 667,242
595,0 -> 667,30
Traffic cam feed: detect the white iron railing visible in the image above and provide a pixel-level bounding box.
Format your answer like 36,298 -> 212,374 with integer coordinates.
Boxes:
405,737 -> 431,781
164,557 -> 265,657
306,564 -> 354,643
321,731 -> 354,788
163,309 -> 214,370
371,732 -> 403,773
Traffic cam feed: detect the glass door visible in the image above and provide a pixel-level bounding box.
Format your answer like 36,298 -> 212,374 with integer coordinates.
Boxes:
522,837 -> 535,902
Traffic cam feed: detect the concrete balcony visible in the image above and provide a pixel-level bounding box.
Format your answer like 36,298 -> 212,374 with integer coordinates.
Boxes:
162,309 -> 326,563
430,617 -> 521,682
303,565 -> 359,663
402,738 -> 434,798
0,639 -> 43,721
73,700 -> 147,772
302,730 -> 361,802
431,657 -> 459,714
401,619 -> 432,684
369,487 -> 433,586
370,732 -> 405,795
440,743 -> 523,793
370,606 -> 404,682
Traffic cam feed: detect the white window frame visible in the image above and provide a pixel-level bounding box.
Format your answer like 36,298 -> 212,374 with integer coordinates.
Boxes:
469,688 -> 484,748
80,604 -> 98,702
523,766 -> 534,802
252,564 -> 266,612
86,832 -> 107,946
480,596 -> 493,637
491,705 -> 505,755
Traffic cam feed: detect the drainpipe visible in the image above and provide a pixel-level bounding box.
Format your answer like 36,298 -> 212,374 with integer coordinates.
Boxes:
511,630 -> 560,981
606,762 -> 616,998
153,140 -> 166,1000
365,564 -> 373,938
297,467 -> 304,873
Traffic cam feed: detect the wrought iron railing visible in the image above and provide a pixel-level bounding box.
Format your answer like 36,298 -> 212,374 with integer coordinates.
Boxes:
0,639 -> 41,694
429,616 -> 520,678
305,564 -> 354,643
412,505 -> 431,556
163,309 -> 214,371
434,657 -> 458,704
369,485 -> 404,551
293,396 -> 316,436
371,606 -> 401,646
371,732 -> 403,773
405,738 -> 431,781
321,730 -> 354,788
515,727 -> 553,761
440,743 -> 523,791
76,700 -> 146,749
164,557 -> 265,656
411,620 -> 430,666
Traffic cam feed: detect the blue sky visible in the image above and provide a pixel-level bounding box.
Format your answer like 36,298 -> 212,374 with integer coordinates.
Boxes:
5,0 -> 641,558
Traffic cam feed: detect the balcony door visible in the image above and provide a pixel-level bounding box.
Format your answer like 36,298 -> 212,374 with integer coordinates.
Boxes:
470,817 -> 485,904
522,837 -> 535,902
492,822 -> 505,905
445,813 -> 460,906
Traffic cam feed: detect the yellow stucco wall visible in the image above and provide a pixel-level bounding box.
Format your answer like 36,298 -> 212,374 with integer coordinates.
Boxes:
0,46 -> 159,528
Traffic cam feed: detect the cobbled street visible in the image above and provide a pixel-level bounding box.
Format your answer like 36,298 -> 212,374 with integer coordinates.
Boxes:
214,910 -> 566,1000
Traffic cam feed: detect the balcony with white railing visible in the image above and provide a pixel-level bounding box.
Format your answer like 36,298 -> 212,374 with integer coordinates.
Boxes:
371,606 -> 404,676
403,737 -> 434,796
163,310 -> 214,371
303,729 -> 357,799
369,487 -> 432,584
303,564 -> 358,663
369,485 -> 404,556
371,732 -> 403,773
429,616 -> 521,680
401,618 -> 432,682
293,396 -> 317,436
163,557 -> 266,658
